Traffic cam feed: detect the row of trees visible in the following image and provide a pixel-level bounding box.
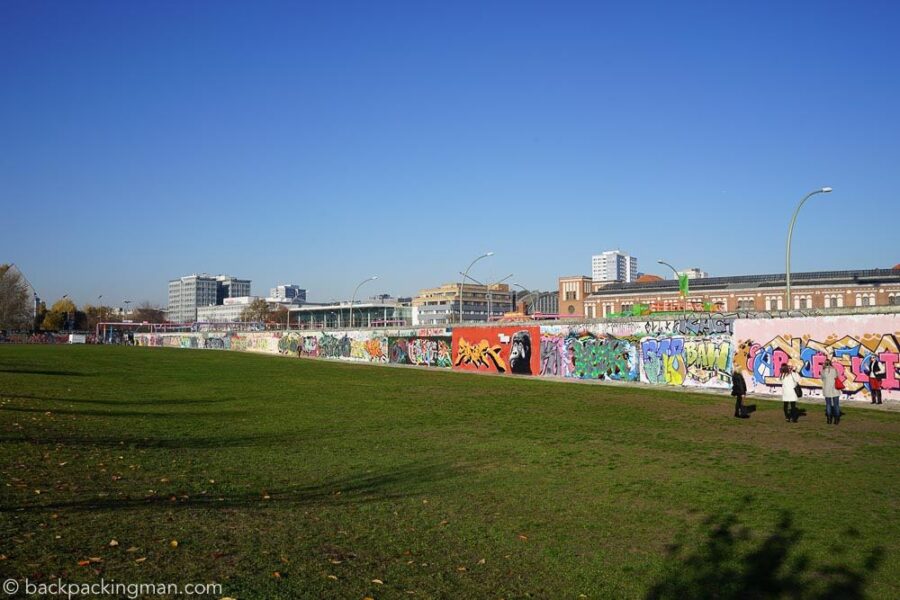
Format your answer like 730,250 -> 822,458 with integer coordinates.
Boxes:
0,263 -> 164,332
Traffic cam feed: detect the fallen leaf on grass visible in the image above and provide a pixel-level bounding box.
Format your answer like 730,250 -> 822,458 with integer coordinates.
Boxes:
134,557 -> 147,563
77,560 -> 91,567
477,558 -> 486,565
272,571 -> 282,579
109,540 -> 119,547
327,575 -> 338,580
517,535 -> 528,541
126,546 -> 139,553
169,540 -> 179,548
372,579 -> 383,585
456,566 -> 466,572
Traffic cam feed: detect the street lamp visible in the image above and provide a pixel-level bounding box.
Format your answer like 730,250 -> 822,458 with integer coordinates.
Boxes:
350,276 -> 378,329
123,300 -> 132,318
460,272 -> 512,322
512,282 -> 534,315
657,260 -> 685,316
458,252 -> 494,324
786,187 -> 832,310
62,294 -> 73,331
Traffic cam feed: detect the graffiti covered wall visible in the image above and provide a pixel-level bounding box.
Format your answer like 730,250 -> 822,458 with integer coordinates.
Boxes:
133,313 -> 899,402
452,326 -> 541,375
734,315 -> 900,401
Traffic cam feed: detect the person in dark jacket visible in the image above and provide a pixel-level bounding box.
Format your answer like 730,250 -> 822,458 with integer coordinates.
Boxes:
731,368 -> 748,418
869,356 -> 885,405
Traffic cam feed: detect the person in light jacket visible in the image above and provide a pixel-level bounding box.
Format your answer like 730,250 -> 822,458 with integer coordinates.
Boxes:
780,363 -> 800,423
820,358 -> 840,425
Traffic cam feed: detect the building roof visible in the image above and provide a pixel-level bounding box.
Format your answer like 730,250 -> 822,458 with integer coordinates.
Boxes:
635,274 -> 663,283
587,268 -> 900,297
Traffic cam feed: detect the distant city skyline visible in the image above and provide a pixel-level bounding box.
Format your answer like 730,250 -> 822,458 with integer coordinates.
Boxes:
3,2 -> 898,307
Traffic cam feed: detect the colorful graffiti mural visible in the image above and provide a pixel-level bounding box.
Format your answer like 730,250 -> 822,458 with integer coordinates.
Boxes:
452,326 -> 541,375
539,327 -> 638,381
388,336 -> 452,368
640,336 -> 732,388
739,334 -> 899,397
733,315 -> 900,400
132,314 -> 899,402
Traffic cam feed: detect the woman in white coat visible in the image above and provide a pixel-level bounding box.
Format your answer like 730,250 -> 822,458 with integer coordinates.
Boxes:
780,363 -> 800,422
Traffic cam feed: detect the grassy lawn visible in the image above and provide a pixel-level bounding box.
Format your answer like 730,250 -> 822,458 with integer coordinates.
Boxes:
1,345 -> 898,599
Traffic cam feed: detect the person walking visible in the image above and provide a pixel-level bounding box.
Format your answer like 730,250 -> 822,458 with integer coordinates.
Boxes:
780,363 -> 800,422
869,356 -> 885,405
820,358 -> 841,424
731,368 -> 748,418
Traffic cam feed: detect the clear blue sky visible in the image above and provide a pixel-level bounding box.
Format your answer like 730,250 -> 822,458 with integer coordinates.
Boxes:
2,1 -> 898,308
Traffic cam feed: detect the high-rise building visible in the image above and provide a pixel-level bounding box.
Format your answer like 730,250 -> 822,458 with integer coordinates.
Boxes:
216,275 -> 251,304
591,250 -> 638,283
677,268 -> 709,279
270,284 -> 307,302
167,274 -> 251,323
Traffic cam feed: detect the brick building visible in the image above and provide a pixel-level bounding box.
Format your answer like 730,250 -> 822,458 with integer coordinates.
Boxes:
560,267 -> 900,317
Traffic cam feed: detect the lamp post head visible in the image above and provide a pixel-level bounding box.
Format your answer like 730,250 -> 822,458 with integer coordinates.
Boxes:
821,187 -> 833,193
371,275 -> 379,281
486,251 -> 494,256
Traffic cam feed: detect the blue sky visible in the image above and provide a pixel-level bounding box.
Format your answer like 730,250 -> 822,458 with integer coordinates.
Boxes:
2,1 -> 898,307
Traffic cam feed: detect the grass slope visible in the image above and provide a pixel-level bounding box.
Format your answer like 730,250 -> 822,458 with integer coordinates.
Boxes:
1,345 -> 898,599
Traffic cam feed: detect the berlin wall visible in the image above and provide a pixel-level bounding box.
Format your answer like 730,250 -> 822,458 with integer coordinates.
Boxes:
134,313 -> 900,402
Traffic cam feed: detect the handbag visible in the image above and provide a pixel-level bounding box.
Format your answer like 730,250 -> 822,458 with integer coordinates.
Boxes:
835,378 -> 845,391
794,384 -> 802,398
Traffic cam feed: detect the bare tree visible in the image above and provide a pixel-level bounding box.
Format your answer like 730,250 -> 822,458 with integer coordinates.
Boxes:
0,264 -> 32,331
133,302 -> 166,323
240,298 -> 273,322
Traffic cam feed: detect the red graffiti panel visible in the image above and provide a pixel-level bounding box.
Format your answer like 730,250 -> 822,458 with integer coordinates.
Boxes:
451,326 -> 541,375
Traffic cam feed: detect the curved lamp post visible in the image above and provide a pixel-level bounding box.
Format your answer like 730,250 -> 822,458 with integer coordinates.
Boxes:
657,259 -> 685,317
512,282 -> 533,315
786,187 -> 832,310
458,252 -> 494,324
350,276 -> 378,329
460,272 -> 512,322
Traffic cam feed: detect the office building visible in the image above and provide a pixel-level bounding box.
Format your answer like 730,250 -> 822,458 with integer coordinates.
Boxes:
677,268 -> 709,279
412,282 -> 513,325
167,274 -> 251,323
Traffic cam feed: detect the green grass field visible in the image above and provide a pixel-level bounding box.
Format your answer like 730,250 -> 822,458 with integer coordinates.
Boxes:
1,345 -> 898,599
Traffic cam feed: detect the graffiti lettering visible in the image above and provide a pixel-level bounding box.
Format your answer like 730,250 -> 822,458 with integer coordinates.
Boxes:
455,337 -> 507,372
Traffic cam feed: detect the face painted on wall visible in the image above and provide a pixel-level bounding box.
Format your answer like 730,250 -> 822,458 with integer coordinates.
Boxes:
509,330 -> 532,375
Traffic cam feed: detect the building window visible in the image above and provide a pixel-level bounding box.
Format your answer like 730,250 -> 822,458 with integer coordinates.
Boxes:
856,293 -> 875,307
737,297 -> 754,310
565,291 -> 576,301
621,303 -> 633,313
890,293 -> 900,306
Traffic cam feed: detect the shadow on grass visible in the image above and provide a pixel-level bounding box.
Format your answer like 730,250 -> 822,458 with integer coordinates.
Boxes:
646,511 -> 883,600
0,368 -> 89,376
0,393 -> 235,407
1,406 -> 248,418
0,462 -> 468,513
0,431 -> 300,449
